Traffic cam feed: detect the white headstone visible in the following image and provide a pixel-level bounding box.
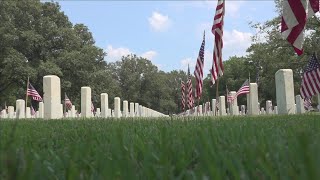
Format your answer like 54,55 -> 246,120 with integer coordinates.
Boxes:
135,103 -> 139,117
95,108 -> 101,117
114,97 -> 121,118
130,102 -> 135,117
266,100 -> 273,115
39,102 -> 44,118
219,96 -> 226,116
26,107 -> 31,118
241,105 -> 246,115
1,110 -> 7,118
230,91 -> 238,115
275,69 -> 295,114
274,106 -> 278,114
101,93 -> 109,118
81,87 -> 92,118
108,109 -> 111,117
123,100 -> 128,117
199,105 -> 203,116
8,106 -> 14,119
60,104 -> 63,118
139,105 -> 144,117
246,94 -> 250,115
43,75 -> 61,119
211,99 -> 216,116
261,107 -> 265,115
71,105 -> 76,118
16,99 -> 25,119
248,83 -> 259,115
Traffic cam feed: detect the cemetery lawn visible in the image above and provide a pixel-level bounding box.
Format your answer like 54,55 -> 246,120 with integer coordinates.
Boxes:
1,115 -> 320,179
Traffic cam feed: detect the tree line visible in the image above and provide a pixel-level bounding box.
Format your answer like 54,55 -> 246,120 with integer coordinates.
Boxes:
0,0 -> 319,114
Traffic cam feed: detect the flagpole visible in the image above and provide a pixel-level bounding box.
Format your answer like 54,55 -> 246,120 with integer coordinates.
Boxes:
25,77 -> 29,108
64,92 -> 67,118
215,78 -> 219,116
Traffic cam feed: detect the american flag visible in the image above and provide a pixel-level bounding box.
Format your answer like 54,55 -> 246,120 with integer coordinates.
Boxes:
233,79 -> 250,101
64,93 -> 72,110
187,65 -> 194,109
91,102 -> 95,112
300,53 -> 320,99
194,32 -> 205,100
210,0 -> 225,85
27,83 -> 42,101
303,97 -> 312,110
281,0 -> 319,55
181,80 -> 186,112
30,105 -> 36,116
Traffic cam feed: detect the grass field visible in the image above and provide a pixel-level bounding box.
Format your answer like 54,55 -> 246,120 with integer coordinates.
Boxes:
1,115 -> 320,179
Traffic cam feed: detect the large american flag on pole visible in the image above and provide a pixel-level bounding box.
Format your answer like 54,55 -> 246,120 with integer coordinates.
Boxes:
281,0 -> 319,55
194,32 -> 205,100
181,80 -> 186,112
300,53 -> 320,99
27,83 -> 42,101
187,65 -> 194,109
210,0 -> 225,85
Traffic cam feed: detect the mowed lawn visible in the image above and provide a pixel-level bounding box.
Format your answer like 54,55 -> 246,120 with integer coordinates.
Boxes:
1,115 -> 320,179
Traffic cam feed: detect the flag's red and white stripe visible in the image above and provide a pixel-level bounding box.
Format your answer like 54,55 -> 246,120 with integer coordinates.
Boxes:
27,83 -> 42,102
181,81 -> 186,111
187,65 -> 194,109
300,53 -> 320,99
194,32 -> 205,100
233,79 -> 250,100
211,0 -> 225,85
281,0 -> 319,55
91,102 -> 95,112
65,94 -> 73,110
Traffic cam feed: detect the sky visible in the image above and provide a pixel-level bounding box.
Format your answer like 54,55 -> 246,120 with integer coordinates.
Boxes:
55,0 -> 278,73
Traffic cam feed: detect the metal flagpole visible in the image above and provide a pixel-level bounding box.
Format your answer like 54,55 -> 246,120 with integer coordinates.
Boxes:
25,77 -> 29,108
64,92 -> 67,118
215,79 -> 219,116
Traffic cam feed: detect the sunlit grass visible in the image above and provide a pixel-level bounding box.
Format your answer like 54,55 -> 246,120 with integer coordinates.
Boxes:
1,115 -> 320,179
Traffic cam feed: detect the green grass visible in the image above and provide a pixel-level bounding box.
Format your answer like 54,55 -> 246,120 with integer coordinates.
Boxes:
1,115 -> 320,179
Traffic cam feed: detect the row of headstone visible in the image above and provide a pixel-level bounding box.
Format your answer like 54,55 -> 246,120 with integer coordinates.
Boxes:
182,69 -> 319,117
0,75 -> 168,119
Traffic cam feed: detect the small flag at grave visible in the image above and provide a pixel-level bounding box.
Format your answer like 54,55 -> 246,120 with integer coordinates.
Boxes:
64,93 -> 72,110
27,83 -> 42,101
232,79 -> 250,101
91,102 -> 95,112
31,105 -> 36,116
303,97 -> 312,110
300,53 -> 320,99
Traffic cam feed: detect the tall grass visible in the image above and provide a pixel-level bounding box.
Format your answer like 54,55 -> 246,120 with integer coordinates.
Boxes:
1,115 -> 320,179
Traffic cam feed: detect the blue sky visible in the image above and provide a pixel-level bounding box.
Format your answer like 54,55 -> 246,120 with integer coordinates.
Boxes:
56,1 -> 278,72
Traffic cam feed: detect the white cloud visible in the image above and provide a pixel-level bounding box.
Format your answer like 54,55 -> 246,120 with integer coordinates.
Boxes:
105,45 -> 158,63
180,57 -> 195,71
141,51 -> 158,60
105,45 -> 132,61
148,11 -> 171,32
223,29 -> 253,58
